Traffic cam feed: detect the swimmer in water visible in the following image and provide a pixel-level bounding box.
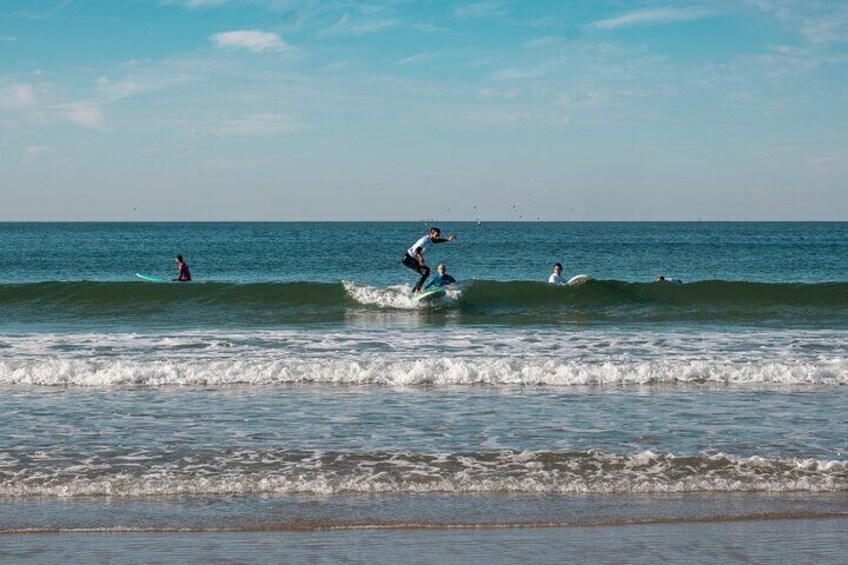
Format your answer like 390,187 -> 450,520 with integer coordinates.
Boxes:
548,263 -> 564,285
424,263 -> 457,290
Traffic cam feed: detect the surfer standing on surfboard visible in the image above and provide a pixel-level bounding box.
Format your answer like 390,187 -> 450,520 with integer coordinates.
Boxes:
174,255 -> 192,282
402,227 -> 457,294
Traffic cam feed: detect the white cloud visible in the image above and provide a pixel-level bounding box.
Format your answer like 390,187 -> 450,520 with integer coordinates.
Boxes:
750,0 -> 848,44
523,36 -> 560,49
490,67 -> 552,81
414,23 -> 447,33
591,7 -> 713,30
24,145 -> 52,160
319,14 -> 396,37
184,0 -> 227,6
477,88 -> 519,100
215,113 -> 303,136
210,30 -> 291,53
97,77 -> 151,100
67,103 -> 105,128
160,0 -> 228,7
0,83 -> 35,109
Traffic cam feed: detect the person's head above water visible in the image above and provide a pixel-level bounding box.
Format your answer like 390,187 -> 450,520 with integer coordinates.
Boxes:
656,274 -> 665,281
176,255 -> 184,264
437,264 -> 447,275
553,263 -> 563,274
429,227 -> 441,239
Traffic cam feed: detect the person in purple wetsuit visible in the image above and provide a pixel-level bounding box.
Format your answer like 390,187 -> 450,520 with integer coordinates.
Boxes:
174,255 -> 191,282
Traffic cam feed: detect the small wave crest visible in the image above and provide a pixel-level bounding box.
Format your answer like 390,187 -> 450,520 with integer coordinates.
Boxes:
1,450 -> 844,498
343,281 -> 462,310
3,279 -> 848,327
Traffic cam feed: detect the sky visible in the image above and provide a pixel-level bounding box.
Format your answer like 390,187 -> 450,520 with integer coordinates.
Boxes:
1,0 -> 847,221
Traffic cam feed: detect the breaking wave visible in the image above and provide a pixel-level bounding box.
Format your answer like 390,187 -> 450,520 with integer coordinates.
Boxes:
2,358 -> 847,387
1,279 -> 848,326
1,450 -> 844,498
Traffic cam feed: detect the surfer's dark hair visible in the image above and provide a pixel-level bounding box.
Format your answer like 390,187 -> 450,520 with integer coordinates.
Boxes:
554,263 -> 562,270
429,227 -> 441,235
176,255 -> 184,262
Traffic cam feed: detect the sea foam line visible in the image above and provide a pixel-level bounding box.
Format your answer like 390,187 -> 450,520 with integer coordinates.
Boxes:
0,357 -> 847,387
0,451 -> 845,498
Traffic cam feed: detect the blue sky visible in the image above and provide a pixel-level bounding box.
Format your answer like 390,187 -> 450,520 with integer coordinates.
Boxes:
2,0 -> 847,220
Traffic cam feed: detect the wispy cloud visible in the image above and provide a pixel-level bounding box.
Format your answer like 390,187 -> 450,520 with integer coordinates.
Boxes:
319,14 -> 396,37
183,0 -> 227,6
14,0 -> 73,20
1,36 -> 17,42
66,103 -> 105,129
413,23 -> 448,33
0,83 -> 36,109
215,113 -> 304,136
591,7 -> 714,30
24,145 -> 53,161
397,51 -> 438,66
210,30 -> 292,53
523,36 -> 560,49
159,0 -> 228,7
454,1 -> 506,20
749,0 -> 848,44
490,66 -> 553,82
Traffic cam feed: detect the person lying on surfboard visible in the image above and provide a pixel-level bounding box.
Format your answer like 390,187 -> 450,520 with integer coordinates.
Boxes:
424,264 -> 457,290
174,255 -> 192,282
548,263 -> 564,285
402,227 -> 457,294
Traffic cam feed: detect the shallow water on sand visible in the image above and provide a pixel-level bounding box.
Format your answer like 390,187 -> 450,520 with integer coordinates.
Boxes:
2,516 -> 846,564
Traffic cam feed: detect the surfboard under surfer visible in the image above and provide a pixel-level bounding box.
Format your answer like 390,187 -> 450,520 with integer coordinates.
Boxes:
402,227 -> 456,294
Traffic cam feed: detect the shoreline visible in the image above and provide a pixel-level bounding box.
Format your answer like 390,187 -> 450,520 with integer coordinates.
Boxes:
3,511 -> 848,535
2,492 -> 846,534
2,517 -> 846,564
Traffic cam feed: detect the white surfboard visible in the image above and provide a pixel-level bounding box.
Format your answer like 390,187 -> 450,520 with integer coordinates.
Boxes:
566,274 -> 591,286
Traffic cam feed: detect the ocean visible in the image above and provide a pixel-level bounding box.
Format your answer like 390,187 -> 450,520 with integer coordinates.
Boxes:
1,222 -> 846,563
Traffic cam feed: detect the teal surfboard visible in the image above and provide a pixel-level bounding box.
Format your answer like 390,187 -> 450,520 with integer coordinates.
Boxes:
136,273 -> 168,283
412,287 -> 447,302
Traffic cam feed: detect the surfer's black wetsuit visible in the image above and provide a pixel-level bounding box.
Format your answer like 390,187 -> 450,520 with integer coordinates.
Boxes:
402,253 -> 430,293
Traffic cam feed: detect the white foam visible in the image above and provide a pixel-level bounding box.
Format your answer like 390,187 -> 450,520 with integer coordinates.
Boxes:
343,281 -> 420,309
2,328 -> 848,387
1,450 -> 844,498
343,281 -> 459,310
1,357 -> 847,387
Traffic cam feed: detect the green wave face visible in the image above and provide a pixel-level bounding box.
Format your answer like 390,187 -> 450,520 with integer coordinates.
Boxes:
1,280 -> 847,329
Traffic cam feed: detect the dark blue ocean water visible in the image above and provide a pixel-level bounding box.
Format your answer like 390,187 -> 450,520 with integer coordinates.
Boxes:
1,222 -> 847,330
1,221 -> 845,284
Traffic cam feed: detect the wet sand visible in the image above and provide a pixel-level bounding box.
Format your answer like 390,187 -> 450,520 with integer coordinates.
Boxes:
2,515 -> 845,564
